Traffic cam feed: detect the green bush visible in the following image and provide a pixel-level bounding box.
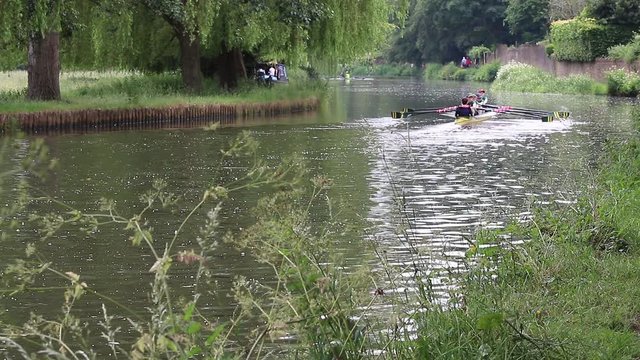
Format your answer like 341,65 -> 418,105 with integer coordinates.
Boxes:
451,68 -> 468,80
545,43 -> 555,56
607,69 -> 640,97
493,61 -> 606,95
439,62 -> 459,80
608,34 -> 640,63
550,18 -> 632,61
472,61 -> 501,82
423,63 -> 443,79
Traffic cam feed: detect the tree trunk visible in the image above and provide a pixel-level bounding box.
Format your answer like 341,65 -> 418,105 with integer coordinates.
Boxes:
27,31 -> 61,101
218,45 -> 246,90
177,31 -> 204,93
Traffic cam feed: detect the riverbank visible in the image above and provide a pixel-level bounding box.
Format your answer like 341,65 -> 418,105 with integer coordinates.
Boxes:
0,71 -> 324,133
416,107 -> 640,358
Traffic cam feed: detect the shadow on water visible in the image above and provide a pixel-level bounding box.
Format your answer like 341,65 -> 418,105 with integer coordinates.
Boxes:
1,78 -> 638,353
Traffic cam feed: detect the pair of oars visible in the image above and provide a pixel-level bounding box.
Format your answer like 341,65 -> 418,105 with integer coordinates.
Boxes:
391,106 -> 457,119
483,104 -> 570,122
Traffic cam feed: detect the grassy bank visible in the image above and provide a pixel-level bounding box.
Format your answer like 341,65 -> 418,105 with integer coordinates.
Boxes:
0,70 -> 325,114
416,107 -> 640,358
490,61 -> 640,97
423,61 -> 501,82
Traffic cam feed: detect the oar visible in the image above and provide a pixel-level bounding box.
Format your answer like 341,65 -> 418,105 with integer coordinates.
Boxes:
488,107 -> 557,122
391,105 -> 457,119
402,106 -> 451,113
484,104 -> 570,118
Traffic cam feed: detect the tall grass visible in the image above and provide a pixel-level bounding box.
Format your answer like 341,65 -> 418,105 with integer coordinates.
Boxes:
422,61 -> 500,82
0,70 -> 326,114
492,61 -> 608,95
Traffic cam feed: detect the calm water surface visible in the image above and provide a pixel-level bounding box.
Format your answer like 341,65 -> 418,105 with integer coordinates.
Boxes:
1,78 -> 637,352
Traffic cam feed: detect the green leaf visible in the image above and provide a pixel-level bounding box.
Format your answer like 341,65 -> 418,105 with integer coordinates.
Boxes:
205,323 -> 226,346
186,321 -> 202,335
183,302 -> 196,321
477,312 -> 504,331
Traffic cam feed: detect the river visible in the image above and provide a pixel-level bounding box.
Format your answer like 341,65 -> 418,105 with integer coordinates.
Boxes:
0,78 -> 637,355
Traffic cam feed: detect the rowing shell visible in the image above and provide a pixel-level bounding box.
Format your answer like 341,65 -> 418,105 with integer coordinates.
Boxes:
454,111 -> 499,126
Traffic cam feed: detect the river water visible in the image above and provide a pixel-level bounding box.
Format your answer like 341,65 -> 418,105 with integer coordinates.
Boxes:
0,78 -> 637,354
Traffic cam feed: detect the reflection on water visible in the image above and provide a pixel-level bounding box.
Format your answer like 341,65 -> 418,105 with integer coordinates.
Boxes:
1,78 -> 637,352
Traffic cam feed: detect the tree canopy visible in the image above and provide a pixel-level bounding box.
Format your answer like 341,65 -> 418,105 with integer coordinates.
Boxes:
389,0 -> 511,65
0,0 -> 408,98
584,0 -> 640,26
505,0 -> 550,43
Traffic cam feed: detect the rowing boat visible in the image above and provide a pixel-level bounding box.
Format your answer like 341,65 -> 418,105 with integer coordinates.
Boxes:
454,111 -> 499,126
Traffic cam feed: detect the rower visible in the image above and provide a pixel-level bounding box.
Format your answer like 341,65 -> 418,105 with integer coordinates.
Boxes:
467,93 -> 480,116
476,88 -> 488,105
455,97 -> 473,118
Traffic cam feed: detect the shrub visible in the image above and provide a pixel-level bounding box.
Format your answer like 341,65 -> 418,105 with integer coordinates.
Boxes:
607,69 -> 640,97
493,61 -> 605,95
423,63 -> 443,79
439,62 -> 459,80
550,18 -> 632,61
472,61 -> 501,82
608,34 -> 640,63
451,68 -> 468,80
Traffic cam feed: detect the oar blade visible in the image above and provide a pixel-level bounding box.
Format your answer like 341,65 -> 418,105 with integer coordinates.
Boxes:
391,111 -> 403,119
541,115 -> 554,122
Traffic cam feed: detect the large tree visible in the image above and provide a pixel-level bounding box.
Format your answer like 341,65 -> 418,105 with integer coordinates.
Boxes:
1,0 -> 68,100
390,0 -> 511,64
140,0 -> 222,93
505,0 -> 550,43
585,0 -> 640,26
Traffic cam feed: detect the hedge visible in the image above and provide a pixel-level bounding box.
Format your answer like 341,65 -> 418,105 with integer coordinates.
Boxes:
550,18 -> 631,61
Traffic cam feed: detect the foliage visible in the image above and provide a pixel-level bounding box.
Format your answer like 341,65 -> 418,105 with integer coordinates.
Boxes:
0,130 -> 312,358
584,0 -> 640,27
422,61 -> 500,82
389,0 -> 511,65
550,18 -> 632,61
608,33 -> 640,63
606,68 -> 640,97
492,61 -> 607,94
505,0 -> 550,43
468,45 -> 492,61
422,63 -> 443,80
472,61 -> 501,82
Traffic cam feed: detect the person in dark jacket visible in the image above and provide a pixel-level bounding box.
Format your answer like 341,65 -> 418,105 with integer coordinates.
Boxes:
455,97 -> 473,118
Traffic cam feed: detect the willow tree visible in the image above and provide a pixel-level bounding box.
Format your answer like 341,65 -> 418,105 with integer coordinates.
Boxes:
140,0 -> 222,93
206,0 -> 407,84
0,0 -> 68,100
